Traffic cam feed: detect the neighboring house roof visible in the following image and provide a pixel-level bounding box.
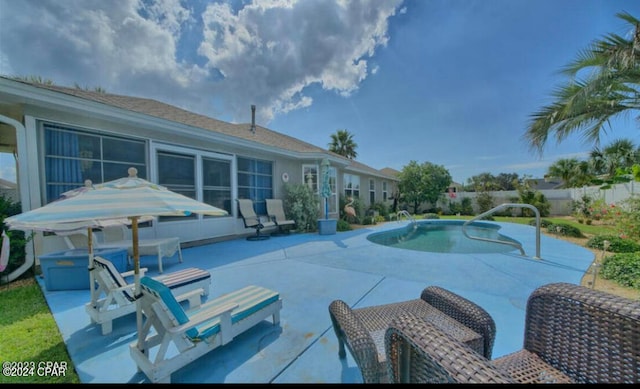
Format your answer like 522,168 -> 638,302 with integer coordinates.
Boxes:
380,167 -> 400,177
0,178 -> 17,189
4,78 -> 397,181
525,178 -> 565,190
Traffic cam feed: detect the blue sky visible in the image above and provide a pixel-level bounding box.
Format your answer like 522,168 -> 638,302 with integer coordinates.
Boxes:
1,0 -> 639,185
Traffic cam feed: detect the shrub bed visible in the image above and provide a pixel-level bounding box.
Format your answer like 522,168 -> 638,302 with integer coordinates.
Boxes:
601,252 -> 640,290
586,235 -> 640,253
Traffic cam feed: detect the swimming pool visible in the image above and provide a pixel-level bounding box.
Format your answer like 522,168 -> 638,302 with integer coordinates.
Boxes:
367,219 -> 522,254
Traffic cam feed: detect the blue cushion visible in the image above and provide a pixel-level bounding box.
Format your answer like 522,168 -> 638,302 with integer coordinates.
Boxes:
188,285 -> 280,340
140,276 -> 198,338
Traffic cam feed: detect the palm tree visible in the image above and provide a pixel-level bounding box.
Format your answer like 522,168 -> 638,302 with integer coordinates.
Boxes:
603,138 -> 638,172
547,158 -> 579,188
589,138 -> 639,177
328,129 -> 358,159
524,12 -> 640,154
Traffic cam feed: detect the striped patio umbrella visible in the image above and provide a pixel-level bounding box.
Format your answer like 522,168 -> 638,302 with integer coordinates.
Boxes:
5,167 -> 228,342
320,158 -> 332,219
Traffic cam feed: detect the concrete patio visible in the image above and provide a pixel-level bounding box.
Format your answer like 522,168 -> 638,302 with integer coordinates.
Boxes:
37,220 -> 594,383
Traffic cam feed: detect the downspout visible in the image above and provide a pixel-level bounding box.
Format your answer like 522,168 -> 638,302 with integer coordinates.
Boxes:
0,114 -> 34,283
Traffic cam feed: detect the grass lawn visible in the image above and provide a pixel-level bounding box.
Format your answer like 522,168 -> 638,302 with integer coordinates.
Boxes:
0,273 -> 80,383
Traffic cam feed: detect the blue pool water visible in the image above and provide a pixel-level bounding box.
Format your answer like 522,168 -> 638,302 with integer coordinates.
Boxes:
367,220 -> 522,254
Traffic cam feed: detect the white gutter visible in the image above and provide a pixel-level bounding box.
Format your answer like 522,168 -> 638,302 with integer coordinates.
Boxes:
0,114 -> 34,283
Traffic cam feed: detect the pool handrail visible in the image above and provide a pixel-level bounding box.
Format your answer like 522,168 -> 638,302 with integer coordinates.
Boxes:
397,210 -> 417,229
462,203 -> 541,259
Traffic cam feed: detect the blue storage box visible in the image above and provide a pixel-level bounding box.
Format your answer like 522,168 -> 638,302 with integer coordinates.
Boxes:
39,247 -> 128,291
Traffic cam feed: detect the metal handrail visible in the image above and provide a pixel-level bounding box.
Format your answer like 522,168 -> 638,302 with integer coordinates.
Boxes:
462,203 -> 541,259
397,210 -> 417,228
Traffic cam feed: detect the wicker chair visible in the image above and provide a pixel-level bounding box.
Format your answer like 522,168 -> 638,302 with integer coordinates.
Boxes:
385,282 -> 640,383
328,286 -> 496,383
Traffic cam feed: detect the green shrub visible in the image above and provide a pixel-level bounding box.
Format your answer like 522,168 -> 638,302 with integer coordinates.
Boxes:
1,194 -> 33,278
546,223 -> 584,238
600,252 -> 640,290
283,183 -> 319,232
423,213 -> 439,219
336,219 -> 351,231
361,216 -> 376,225
613,195 -> 640,242
529,218 -> 553,228
460,197 -> 474,215
369,202 -> 389,218
448,200 -> 461,215
475,191 -> 494,214
374,215 -> 386,224
586,235 -> 640,253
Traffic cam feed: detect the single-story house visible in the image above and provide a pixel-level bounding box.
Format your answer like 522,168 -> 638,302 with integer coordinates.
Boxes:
0,76 -> 398,260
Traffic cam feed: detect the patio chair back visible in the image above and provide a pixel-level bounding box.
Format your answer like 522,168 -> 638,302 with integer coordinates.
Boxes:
93,255 -> 136,301
236,199 -> 275,240
266,199 -> 295,233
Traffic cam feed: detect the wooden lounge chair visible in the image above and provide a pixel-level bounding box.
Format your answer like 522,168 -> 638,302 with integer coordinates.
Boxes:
266,199 -> 296,235
86,256 -> 211,335
384,283 -> 640,383
328,285 -> 495,383
236,199 -> 276,240
130,276 -> 283,383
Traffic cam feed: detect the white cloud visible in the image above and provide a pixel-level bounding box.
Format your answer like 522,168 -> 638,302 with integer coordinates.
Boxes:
0,0 -> 404,124
197,0 -> 403,122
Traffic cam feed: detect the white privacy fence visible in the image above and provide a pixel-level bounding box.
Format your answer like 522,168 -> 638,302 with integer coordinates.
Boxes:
438,181 -> 638,216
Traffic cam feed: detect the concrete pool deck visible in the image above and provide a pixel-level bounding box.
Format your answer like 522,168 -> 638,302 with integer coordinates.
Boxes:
37,220 -> 595,383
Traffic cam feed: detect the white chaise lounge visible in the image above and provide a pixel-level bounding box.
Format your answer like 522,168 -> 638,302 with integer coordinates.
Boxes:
130,276 -> 282,383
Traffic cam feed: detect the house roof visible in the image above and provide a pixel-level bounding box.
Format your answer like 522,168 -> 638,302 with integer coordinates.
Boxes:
0,177 -> 16,189
2,78 -> 397,181
525,178 -> 565,190
380,167 -> 400,177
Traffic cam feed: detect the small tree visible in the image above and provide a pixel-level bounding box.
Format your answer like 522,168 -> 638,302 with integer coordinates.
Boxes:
476,191 -> 495,214
282,183 -> 319,232
398,161 -> 452,213
514,178 -> 550,217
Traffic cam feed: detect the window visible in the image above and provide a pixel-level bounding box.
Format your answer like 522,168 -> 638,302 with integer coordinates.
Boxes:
369,179 -> 375,204
43,123 -> 146,203
155,146 -> 233,222
157,151 -> 197,221
237,157 -> 273,215
343,173 -> 360,199
202,157 -> 232,214
303,164 -> 318,193
382,181 -> 388,201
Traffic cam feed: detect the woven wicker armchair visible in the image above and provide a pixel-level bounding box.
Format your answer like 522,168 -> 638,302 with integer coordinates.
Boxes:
385,282 -> 640,383
328,285 -> 496,383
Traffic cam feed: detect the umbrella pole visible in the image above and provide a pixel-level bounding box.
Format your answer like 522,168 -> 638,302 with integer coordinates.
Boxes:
132,217 -> 143,349
88,227 -> 96,306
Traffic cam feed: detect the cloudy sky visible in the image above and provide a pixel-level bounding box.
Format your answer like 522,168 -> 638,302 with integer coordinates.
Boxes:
1,0 -> 639,185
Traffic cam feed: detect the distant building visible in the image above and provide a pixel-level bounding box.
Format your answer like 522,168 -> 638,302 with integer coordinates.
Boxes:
526,176 -> 565,190
0,177 -> 18,202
